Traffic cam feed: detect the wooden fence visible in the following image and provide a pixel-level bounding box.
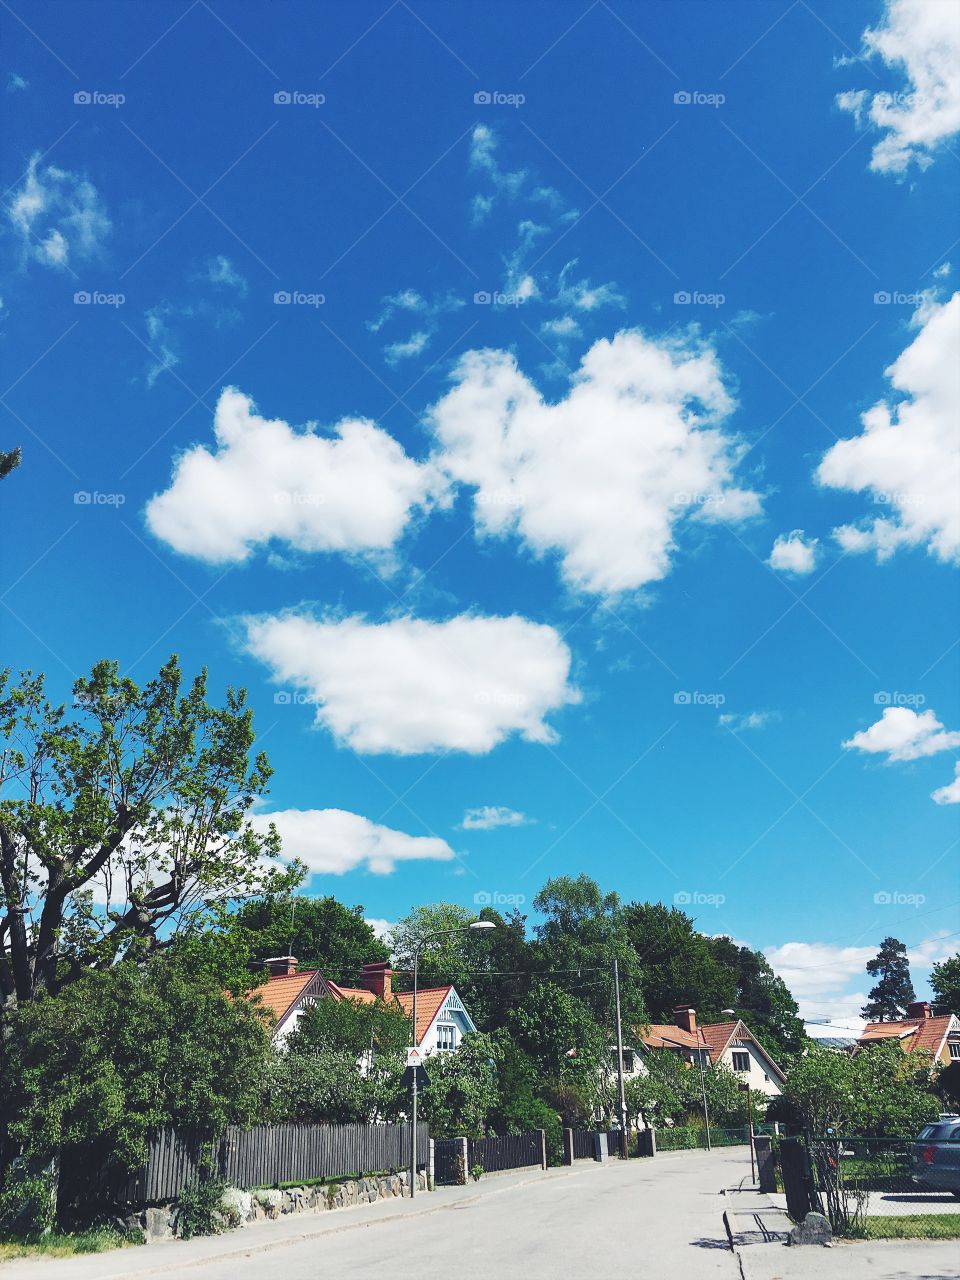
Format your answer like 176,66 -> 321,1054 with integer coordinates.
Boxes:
571,1128 -> 597,1160
61,1123 -> 430,1209
468,1131 -> 542,1175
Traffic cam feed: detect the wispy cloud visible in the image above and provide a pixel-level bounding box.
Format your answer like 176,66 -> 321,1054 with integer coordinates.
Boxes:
7,154 -> 110,271
460,805 -> 531,830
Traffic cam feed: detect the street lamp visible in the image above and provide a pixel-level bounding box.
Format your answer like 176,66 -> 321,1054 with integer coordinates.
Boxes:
409,920 -> 496,1198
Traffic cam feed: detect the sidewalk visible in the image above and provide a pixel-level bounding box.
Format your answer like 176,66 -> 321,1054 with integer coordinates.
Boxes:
0,1165 -> 583,1280
724,1179 -> 960,1279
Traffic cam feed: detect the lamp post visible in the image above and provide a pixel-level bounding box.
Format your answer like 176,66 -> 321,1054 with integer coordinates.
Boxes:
409,920 -> 495,1198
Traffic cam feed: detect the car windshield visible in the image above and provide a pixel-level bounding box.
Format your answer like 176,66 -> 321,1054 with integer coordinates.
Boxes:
917,1123 -> 960,1141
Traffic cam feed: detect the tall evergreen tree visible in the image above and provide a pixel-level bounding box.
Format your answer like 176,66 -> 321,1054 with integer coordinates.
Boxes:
862,936 -> 916,1021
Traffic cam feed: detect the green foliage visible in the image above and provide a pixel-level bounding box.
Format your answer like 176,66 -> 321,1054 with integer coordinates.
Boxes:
508,979 -> 606,1080
0,656 -> 301,1018
418,1033 -> 500,1139
769,1041 -> 939,1136
862,937 -> 916,1022
0,950 -> 272,1176
287,995 -> 410,1060
175,1177 -> 226,1240
931,954 -> 960,1016
533,876 -> 645,1027
234,895 -> 388,979
264,1045 -> 404,1125
0,447 -> 21,481
0,1168 -> 56,1242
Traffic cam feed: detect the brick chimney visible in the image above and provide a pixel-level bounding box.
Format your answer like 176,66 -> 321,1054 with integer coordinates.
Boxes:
674,1006 -> 697,1035
906,1000 -> 931,1020
359,961 -> 392,1000
264,955 -> 298,977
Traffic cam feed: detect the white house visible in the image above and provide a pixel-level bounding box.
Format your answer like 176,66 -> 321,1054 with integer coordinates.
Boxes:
249,957 -> 478,1053
628,1006 -> 786,1098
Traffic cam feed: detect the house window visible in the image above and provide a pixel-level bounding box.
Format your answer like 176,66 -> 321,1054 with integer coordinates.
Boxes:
435,1023 -> 457,1051
949,1041 -> 960,1061
732,1051 -> 750,1073
622,1050 -> 634,1074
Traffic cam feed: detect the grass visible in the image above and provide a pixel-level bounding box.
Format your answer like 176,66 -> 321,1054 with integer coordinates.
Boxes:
852,1213 -> 960,1240
0,1227 -> 143,1261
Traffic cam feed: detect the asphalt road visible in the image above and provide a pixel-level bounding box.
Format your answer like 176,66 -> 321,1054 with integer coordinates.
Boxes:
3,1149 -> 957,1280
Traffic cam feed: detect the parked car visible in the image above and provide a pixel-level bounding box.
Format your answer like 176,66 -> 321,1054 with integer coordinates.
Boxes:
911,1118 -> 960,1197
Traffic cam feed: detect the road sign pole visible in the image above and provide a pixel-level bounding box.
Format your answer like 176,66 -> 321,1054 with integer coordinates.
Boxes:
410,949 -> 419,1199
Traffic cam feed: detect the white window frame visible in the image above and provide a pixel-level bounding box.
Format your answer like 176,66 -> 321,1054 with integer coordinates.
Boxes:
732,1050 -> 750,1074
435,1023 -> 457,1051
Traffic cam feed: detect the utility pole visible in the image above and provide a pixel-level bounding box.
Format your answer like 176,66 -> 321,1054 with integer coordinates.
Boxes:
612,957 -> 628,1156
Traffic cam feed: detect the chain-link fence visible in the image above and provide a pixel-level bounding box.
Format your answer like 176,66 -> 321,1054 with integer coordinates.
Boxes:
805,1136 -> 960,1240
655,1125 -> 751,1151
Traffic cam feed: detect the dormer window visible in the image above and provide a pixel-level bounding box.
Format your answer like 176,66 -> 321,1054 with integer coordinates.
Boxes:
435,1023 -> 457,1051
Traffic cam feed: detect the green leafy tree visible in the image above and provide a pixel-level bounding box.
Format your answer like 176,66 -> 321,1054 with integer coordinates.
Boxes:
623,902 -> 736,1023
488,1030 -> 562,1155
389,902 -> 477,992
533,875 -> 645,1027
418,1033 -> 501,1139
768,1041 -> 938,1136
0,657 -> 299,1018
709,936 -> 805,1059
0,950 -> 272,1178
285,994 -> 409,1059
931,954 -> 960,1016
508,978 -> 606,1111
862,937 -> 916,1021
234,895 -> 388,980
0,448 -> 20,481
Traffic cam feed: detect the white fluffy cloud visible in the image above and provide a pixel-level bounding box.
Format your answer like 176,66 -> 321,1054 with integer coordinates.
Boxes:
818,293 -> 960,564
429,329 -> 761,597
460,805 -> 530,830
147,388 -> 439,563
838,0 -> 960,174
244,611 -> 578,755
767,530 -> 818,575
250,808 -> 454,874
718,710 -> 776,732
765,940 -> 873,1028
932,762 -> 960,805
843,706 -> 960,762
7,154 -> 110,269
364,917 -> 395,944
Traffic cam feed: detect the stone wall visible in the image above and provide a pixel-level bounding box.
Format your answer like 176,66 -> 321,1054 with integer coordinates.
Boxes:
127,1170 -> 430,1242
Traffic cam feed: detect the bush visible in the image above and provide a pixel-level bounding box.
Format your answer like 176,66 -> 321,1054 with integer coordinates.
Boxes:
0,1168 -> 56,1242
175,1178 -> 226,1240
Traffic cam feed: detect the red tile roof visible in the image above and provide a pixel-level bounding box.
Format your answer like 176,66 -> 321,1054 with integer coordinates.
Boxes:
858,1014 -> 957,1061
247,971 -> 319,1029
396,986 -> 451,1046
637,1018 -> 785,1081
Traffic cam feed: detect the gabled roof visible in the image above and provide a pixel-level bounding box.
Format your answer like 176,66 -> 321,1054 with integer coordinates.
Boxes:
637,1017 -> 786,1082
247,970 -> 324,1033
395,986 -> 453,1046
858,1013 -> 958,1058
326,981 -> 376,1005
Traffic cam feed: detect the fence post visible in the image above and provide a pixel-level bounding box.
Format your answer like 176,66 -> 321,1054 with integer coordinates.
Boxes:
428,1138 -> 435,1190
593,1131 -> 607,1162
637,1127 -> 656,1158
538,1128 -> 547,1170
562,1127 -> 574,1165
458,1137 -> 469,1185
754,1136 -> 776,1193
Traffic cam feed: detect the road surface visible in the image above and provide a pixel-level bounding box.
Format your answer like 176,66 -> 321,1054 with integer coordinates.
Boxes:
2,1148 -> 957,1279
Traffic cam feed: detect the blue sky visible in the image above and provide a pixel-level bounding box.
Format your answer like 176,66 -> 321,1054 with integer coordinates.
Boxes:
2,0 -> 959,1031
